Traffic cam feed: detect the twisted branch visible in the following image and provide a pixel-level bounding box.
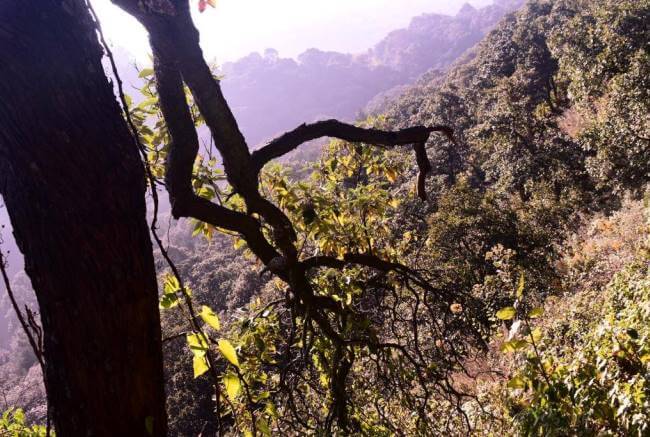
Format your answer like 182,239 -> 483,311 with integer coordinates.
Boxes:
108,1 -> 466,433
253,120 -> 455,199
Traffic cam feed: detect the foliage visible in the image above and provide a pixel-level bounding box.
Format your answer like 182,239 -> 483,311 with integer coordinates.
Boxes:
155,127 -> 494,434
3,0 -> 648,434
0,408 -> 48,436
498,261 -> 650,436
141,0 -> 650,434
549,0 -> 650,194
456,198 -> 650,436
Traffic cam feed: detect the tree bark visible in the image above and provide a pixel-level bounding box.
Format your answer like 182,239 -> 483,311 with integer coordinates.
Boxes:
0,1 -> 167,435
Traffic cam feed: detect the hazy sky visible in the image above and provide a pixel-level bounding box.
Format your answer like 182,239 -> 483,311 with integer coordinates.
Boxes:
93,0 -> 493,63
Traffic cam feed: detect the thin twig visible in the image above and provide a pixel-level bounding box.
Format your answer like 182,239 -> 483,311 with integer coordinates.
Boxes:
0,235 -> 50,435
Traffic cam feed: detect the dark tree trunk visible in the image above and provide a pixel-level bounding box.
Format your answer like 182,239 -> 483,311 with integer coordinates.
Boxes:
0,1 -> 167,435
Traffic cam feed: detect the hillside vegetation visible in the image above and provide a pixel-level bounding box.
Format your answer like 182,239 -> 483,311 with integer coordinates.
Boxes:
380,0 -> 649,432
1,0 -> 648,435
156,0 -> 649,433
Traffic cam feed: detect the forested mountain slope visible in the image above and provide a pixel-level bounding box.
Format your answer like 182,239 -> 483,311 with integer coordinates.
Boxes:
1,0 -> 648,434
220,0 -> 523,146
0,1 -> 522,349
157,0 -> 648,433
375,0 -> 649,433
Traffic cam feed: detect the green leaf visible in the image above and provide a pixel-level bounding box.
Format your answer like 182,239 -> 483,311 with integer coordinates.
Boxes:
528,307 -> 544,319
500,339 -> 528,353
138,68 -> 154,78
163,274 -> 180,294
507,376 -> 527,389
218,339 -> 240,367
13,409 -> 25,425
385,168 -> 398,183
257,417 -> 271,436
200,305 -> 221,331
516,273 -> 525,298
496,306 -> 517,321
159,293 -> 179,309
187,333 -> 209,357
193,355 -> 210,378
223,373 -> 241,401
265,402 -> 278,418
145,416 -> 154,436
530,327 -> 543,343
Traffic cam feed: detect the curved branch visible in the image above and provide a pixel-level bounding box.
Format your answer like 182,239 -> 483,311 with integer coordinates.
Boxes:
108,5 -> 472,431
252,120 -> 453,168
301,253 -> 452,301
152,44 -> 281,265
301,253 -> 402,272
252,120 -> 454,199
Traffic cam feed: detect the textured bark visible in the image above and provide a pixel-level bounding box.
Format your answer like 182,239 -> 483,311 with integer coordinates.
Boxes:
0,1 -> 167,435
251,121 -> 453,173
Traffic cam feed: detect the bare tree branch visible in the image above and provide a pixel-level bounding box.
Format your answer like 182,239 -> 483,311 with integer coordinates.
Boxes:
0,240 -> 50,435
252,120 -> 453,170
151,44 -> 282,265
252,120 -> 455,199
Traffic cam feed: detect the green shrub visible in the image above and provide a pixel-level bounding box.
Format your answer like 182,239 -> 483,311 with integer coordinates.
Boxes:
502,263 -> 650,436
0,408 -> 48,437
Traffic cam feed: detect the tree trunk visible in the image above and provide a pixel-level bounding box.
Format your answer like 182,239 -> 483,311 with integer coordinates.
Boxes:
0,1 -> 167,435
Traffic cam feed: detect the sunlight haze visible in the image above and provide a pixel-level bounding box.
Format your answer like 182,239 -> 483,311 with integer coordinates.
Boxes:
93,0 -> 493,63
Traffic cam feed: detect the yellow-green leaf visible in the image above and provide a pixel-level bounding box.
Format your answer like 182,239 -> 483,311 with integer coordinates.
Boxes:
218,339 -> 239,367
516,273 -> 525,298
496,306 -> 517,321
223,373 -> 241,401
200,305 -> 221,331
138,68 -> 154,78
500,339 -> 528,353
159,293 -> 179,309
187,333 -> 209,357
528,307 -> 544,319
193,355 -> 210,378
257,417 -> 271,436
507,376 -> 527,389
385,168 -> 398,183
163,274 -> 180,294
265,402 -> 278,418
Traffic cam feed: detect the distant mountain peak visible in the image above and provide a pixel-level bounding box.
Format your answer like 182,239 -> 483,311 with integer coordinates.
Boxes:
458,3 -> 477,16
219,0 -> 525,146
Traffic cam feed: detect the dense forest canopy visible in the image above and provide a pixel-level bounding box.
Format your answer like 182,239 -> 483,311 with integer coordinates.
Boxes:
0,0 -> 649,435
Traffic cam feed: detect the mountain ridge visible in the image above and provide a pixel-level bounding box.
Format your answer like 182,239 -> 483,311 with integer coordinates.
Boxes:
219,0 -> 524,146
